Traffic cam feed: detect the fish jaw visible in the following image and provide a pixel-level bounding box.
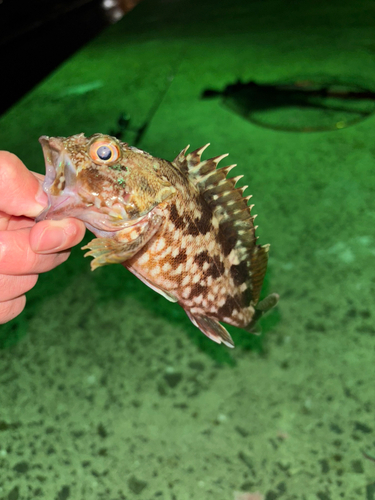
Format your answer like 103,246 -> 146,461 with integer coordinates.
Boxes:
36,135 -> 133,233
38,135 -> 86,197
36,135 -> 92,220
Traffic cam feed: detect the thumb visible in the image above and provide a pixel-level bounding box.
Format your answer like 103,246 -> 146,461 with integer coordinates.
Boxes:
0,151 -> 47,219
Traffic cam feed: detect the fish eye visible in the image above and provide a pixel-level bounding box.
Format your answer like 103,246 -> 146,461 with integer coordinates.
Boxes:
97,145 -> 112,160
89,139 -> 120,164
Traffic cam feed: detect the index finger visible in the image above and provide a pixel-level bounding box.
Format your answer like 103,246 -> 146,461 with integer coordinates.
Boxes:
0,151 -> 47,218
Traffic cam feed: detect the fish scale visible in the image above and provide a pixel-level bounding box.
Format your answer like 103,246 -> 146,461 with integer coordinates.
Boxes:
37,133 -> 279,347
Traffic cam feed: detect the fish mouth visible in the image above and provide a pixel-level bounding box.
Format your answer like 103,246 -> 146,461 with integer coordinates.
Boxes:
36,136 -> 79,222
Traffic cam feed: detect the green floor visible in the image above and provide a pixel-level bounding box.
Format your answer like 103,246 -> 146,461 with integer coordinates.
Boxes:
1,0 -> 375,498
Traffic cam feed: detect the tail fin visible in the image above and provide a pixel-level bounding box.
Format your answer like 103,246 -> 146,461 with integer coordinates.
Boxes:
246,292 -> 279,332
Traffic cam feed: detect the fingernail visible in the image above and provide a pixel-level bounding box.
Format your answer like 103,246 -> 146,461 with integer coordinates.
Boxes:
34,184 -> 48,211
35,226 -> 67,253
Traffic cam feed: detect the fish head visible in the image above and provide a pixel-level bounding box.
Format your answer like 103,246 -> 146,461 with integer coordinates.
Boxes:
36,133 -> 175,235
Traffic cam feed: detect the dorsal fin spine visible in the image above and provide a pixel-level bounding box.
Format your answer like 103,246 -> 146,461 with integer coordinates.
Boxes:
176,145 -> 190,162
212,153 -> 229,164
219,164 -> 237,176
232,175 -> 244,186
202,166 -> 237,193
189,157 -> 231,180
195,143 -> 210,157
186,144 -> 210,166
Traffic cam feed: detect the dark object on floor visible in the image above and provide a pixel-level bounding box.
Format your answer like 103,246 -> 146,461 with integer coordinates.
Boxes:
109,70 -> 177,145
109,113 -> 132,140
202,77 -> 375,131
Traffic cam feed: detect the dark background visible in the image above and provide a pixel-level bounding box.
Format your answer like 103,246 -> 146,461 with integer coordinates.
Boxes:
0,0 -> 138,115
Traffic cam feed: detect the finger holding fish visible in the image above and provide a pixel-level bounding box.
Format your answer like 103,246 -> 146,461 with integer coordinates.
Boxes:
0,295 -> 27,325
0,226 -> 71,275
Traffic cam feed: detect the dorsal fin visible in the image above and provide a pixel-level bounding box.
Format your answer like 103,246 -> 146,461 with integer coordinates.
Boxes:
173,144 -> 191,173
173,144 -> 258,249
173,144 -> 271,310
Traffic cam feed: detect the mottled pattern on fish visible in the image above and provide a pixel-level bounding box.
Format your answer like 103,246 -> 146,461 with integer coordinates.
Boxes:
37,133 -> 278,347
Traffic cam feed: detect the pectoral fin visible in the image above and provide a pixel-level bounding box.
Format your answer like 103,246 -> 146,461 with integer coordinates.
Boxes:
82,213 -> 163,270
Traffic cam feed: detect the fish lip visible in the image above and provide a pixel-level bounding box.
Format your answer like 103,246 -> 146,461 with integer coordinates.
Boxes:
38,136 -> 61,187
36,136 -> 66,222
36,136 -> 54,222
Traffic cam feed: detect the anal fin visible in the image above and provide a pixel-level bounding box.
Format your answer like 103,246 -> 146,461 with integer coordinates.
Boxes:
185,311 -> 234,348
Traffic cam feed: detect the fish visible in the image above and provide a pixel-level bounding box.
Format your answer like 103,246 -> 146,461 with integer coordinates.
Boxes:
36,133 -> 278,347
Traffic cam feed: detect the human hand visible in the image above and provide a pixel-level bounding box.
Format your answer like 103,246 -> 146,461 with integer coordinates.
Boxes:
0,151 -> 86,324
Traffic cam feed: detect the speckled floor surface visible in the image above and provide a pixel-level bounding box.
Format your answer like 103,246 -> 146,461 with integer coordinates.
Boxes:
1,0 -> 375,499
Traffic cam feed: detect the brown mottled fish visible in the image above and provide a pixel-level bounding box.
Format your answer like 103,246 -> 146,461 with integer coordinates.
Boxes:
37,133 -> 278,347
